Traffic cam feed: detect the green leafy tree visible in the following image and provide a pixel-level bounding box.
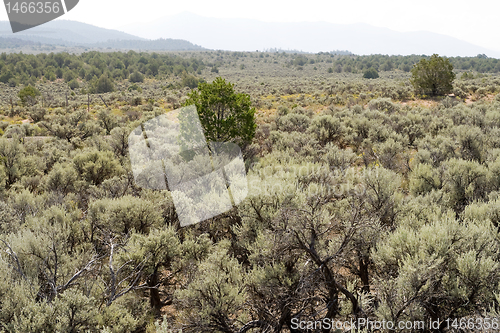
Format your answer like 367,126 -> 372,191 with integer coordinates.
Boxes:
410,54 -> 456,96
182,77 -> 256,146
63,70 -> 76,83
0,71 -> 13,83
68,79 -> 79,90
18,85 -> 41,106
129,71 -> 144,83
93,74 -> 115,94
363,67 -> 379,79
181,73 -> 200,89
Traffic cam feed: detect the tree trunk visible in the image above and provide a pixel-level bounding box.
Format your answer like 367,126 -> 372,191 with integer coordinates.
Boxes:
149,266 -> 162,314
359,256 -> 370,293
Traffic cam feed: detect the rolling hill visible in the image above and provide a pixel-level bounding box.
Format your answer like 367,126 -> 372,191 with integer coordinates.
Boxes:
0,20 -> 205,51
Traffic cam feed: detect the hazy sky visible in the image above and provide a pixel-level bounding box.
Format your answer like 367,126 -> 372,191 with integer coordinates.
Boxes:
1,0 -> 499,52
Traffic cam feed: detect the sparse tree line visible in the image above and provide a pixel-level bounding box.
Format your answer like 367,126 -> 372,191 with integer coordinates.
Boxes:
1,51 -> 500,114
0,51 -> 205,90
1,51 -> 499,93
325,54 -> 500,74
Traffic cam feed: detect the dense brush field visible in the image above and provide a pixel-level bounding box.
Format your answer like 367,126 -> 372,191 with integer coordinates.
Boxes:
1,50 -> 500,332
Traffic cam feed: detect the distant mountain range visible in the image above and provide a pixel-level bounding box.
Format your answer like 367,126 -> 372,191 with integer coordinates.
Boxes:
0,15 -> 498,57
120,12 -> 500,57
0,20 -> 141,44
0,20 -> 205,51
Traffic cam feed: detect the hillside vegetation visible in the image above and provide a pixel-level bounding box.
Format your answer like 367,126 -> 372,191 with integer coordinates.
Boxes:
1,51 -> 500,332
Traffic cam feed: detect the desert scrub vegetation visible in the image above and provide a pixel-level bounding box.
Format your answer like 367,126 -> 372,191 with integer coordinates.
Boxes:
2,51 -> 500,114
0,50 -> 500,332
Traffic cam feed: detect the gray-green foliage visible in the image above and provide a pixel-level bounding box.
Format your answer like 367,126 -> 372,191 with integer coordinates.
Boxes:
308,114 -> 344,145
41,109 -> 102,144
175,241 -> 246,333
97,109 -> 119,135
368,97 -> 400,113
45,162 -> 78,194
73,149 -> 124,186
276,112 -> 310,132
1,56 -> 500,332
88,195 -> 163,234
373,212 -> 500,326
409,163 -> 442,196
442,158 -> 488,214
0,137 -> 24,187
